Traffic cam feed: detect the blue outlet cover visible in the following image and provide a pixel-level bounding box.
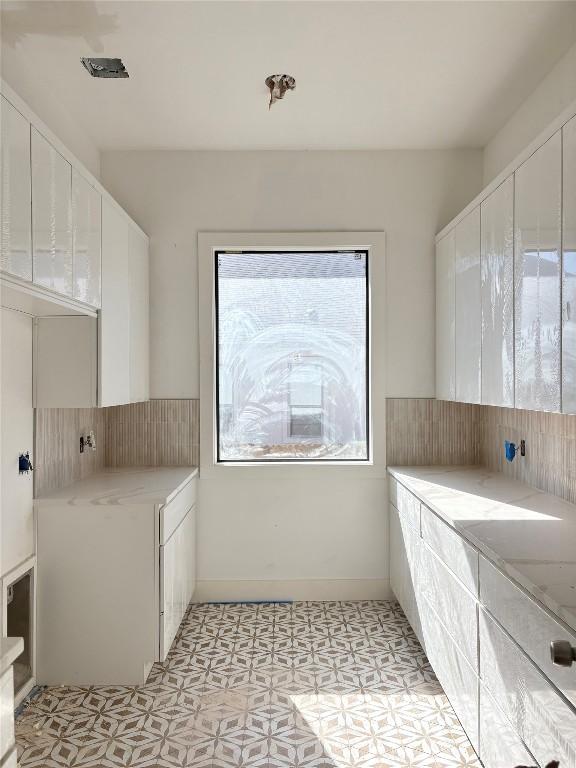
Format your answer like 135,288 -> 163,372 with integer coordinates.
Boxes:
505,441 -> 516,462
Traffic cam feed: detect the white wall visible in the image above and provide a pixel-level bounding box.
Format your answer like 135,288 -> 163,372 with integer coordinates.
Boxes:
102,149 -> 482,401
483,41 -> 576,185
101,149 -> 481,599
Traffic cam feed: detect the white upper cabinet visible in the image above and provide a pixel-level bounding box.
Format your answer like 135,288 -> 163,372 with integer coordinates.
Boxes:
72,169 -> 101,308
562,116 -> 576,413
1,96 -> 32,281
514,132 -> 562,412
31,127 -> 73,296
455,207 -> 481,404
129,228 -> 150,403
481,176 -> 514,407
99,199 -> 131,407
436,230 -> 456,401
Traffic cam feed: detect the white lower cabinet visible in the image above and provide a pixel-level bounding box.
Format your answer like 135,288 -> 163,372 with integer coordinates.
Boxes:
0,668 -> 15,759
480,609 -> 576,768
36,470 -> 197,685
419,595 -> 479,752
160,506 -> 196,659
419,543 -> 478,670
389,473 -> 576,768
390,504 -> 423,646
479,684 -> 534,768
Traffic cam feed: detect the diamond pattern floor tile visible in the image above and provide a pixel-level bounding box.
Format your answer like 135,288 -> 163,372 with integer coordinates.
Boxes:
16,601 -> 481,768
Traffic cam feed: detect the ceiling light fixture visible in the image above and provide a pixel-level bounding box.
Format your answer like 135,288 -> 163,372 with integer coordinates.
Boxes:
265,74 -> 296,109
81,57 -> 129,78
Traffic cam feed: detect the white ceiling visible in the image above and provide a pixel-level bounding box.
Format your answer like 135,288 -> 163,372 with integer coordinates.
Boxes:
2,0 -> 576,151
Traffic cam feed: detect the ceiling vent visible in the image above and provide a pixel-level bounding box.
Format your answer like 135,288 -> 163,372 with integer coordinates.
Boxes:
81,58 -> 129,78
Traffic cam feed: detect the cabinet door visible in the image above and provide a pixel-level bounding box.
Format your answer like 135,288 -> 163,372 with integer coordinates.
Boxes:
436,230 -> 455,401
562,116 -> 576,413
72,169 -> 101,307
160,507 -> 195,660
99,199 -> 130,406
455,208 -> 481,404
129,228 -> 150,403
31,128 -> 73,296
0,96 -> 32,281
514,132 -> 562,412
481,176 -> 514,407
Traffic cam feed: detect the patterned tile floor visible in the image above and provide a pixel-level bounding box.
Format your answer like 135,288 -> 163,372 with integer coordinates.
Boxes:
16,601 -> 481,768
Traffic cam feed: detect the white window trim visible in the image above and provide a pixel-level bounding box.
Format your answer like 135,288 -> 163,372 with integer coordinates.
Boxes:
198,232 -> 386,479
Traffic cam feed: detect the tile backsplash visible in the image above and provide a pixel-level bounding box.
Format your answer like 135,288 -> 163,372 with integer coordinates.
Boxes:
34,408 -> 106,496
105,399 -> 199,467
387,398 -> 576,506
36,396 -> 576,506
480,405 -> 576,505
35,399 -> 199,496
386,398 -> 481,466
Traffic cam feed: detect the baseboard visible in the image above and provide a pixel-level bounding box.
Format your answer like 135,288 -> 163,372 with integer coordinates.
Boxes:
193,578 -> 392,602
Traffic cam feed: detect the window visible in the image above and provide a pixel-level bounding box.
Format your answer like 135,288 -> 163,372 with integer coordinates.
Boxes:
215,250 -> 369,461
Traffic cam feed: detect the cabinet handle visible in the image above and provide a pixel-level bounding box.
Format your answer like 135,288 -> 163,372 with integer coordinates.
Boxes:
550,640 -> 576,667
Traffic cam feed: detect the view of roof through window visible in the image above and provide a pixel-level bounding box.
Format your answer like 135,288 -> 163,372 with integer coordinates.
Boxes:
216,250 -> 369,461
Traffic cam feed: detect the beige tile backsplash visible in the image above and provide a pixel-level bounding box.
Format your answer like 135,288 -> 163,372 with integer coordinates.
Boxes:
34,408 -> 106,496
387,398 -> 576,506
35,399 -> 199,496
386,398 -> 482,466
105,399 -> 199,468
36,396 -> 576,505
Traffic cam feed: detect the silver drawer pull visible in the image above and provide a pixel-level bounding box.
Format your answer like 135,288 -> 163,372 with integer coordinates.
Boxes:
550,640 -> 576,667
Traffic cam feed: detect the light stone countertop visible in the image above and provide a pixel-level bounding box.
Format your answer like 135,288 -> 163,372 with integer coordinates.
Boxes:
0,637 -> 24,676
388,465 -> 576,635
35,466 -> 198,507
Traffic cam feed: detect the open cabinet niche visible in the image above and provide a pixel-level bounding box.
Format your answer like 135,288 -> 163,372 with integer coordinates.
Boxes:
2,556 -> 36,705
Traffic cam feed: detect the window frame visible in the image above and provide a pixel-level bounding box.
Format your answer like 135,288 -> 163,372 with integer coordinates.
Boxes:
214,249 -> 371,464
198,232 -> 386,479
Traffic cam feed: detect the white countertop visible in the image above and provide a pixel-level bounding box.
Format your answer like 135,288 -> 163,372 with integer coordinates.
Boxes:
0,637 -> 24,676
388,465 -> 576,635
35,466 -> 198,506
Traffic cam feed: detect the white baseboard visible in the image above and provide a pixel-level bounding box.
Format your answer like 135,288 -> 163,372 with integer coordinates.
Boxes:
193,578 -> 392,603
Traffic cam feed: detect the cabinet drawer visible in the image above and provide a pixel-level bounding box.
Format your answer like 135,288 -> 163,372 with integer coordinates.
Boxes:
390,505 -> 423,646
389,474 -> 398,507
160,477 -> 196,544
479,684 -> 534,768
0,667 -> 15,758
421,504 -> 478,596
395,482 -> 421,533
419,595 -> 479,752
480,556 -> 576,707
480,608 -> 576,768
420,544 -> 478,670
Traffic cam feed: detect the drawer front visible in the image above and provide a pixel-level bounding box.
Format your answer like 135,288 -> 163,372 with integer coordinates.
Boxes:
395,482 -> 421,533
420,595 -> 479,752
479,684 -> 534,768
480,556 -> 576,707
160,477 -> 196,544
0,667 -> 15,757
390,505 -> 423,646
420,543 -> 478,670
421,504 -> 479,596
480,608 -> 576,768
